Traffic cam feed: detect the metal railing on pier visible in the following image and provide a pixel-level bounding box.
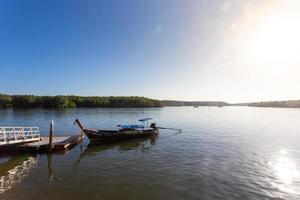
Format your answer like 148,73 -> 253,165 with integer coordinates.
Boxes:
0,127 -> 40,145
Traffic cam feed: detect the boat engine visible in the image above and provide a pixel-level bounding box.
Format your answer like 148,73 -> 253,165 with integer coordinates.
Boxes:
150,123 -> 157,129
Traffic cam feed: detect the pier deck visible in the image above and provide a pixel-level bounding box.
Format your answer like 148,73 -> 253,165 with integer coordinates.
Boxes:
18,135 -> 83,153
0,122 -> 83,154
0,135 -> 83,154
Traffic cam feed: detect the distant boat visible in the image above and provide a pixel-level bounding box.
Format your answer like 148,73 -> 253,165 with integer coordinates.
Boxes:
194,105 -> 199,108
74,118 -> 159,143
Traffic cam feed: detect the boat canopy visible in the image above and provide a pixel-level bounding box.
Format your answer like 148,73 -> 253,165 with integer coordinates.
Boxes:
138,118 -> 153,122
116,118 -> 153,129
117,124 -> 144,129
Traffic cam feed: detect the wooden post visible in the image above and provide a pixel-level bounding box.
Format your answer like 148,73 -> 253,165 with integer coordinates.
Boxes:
49,120 -> 54,149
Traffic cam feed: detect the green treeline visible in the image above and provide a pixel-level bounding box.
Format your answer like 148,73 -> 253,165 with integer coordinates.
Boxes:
0,94 -> 164,108
4,93 -> 299,109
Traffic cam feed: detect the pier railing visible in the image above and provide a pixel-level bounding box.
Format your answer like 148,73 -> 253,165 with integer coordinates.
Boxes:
0,127 -> 40,145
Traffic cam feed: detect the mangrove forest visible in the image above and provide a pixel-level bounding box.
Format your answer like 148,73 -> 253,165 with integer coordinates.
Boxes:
0,94 -> 164,108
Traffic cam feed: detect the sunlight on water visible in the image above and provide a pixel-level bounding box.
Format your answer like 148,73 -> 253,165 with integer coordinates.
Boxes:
0,156 -> 38,194
270,149 -> 300,195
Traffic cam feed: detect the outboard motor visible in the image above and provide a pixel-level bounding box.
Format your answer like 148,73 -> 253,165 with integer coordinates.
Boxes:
150,123 -> 157,129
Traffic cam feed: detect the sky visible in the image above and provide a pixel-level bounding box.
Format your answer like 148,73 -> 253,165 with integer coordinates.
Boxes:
0,0 -> 300,103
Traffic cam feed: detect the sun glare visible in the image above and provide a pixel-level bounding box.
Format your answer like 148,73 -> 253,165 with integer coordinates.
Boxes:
271,149 -> 300,195
241,2 -> 300,68
250,14 -> 300,66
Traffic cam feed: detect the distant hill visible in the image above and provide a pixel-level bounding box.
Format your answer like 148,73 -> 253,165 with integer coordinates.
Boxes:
164,100 -> 300,108
229,103 -> 250,106
247,100 -> 300,108
163,100 -> 229,107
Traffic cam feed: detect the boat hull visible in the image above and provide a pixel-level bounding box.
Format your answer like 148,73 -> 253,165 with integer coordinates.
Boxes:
82,128 -> 159,143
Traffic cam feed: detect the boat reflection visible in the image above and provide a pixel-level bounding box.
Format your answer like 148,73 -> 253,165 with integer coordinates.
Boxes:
74,135 -> 158,167
0,154 -> 38,194
87,134 -> 157,152
270,149 -> 300,195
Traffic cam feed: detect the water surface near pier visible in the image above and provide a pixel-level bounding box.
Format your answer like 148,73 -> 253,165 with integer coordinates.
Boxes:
1,107 -> 300,200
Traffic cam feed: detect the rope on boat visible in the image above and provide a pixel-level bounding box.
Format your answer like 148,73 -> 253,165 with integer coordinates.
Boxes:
157,127 -> 182,133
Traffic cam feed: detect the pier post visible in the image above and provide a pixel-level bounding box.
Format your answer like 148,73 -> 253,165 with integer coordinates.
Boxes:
49,120 -> 54,150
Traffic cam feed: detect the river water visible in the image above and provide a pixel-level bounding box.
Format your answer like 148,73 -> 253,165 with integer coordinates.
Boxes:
0,107 -> 300,200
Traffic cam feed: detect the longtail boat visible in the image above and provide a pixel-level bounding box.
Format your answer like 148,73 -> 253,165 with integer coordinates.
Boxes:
74,118 -> 159,143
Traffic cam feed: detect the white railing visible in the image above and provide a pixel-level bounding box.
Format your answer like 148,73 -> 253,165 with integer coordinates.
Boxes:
0,127 -> 40,145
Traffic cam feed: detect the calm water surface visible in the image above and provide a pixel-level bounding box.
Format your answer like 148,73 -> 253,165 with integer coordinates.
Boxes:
0,107 -> 300,200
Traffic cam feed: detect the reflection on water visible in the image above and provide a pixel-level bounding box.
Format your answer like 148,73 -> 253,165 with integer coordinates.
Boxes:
87,135 -> 158,150
74,136 -> 158,168
270,149 -> 300,195
47,154 -> 54,182
0,155 -> 38,194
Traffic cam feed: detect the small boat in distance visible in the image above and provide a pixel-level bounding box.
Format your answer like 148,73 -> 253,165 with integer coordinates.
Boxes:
74,118 -> 159,143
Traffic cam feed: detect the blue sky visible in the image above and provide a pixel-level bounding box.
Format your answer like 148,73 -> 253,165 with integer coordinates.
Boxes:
1,0 -> 300,102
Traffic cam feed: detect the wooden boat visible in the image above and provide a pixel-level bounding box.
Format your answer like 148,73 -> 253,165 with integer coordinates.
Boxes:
74,118 -> 159,143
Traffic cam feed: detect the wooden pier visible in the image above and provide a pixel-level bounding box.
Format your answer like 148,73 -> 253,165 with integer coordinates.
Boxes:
0,121 -> 83,154
18,135 -> 83,153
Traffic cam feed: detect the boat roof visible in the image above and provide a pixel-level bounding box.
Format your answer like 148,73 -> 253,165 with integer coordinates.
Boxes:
117,124 -> 144,129
138,118 -> 153,122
